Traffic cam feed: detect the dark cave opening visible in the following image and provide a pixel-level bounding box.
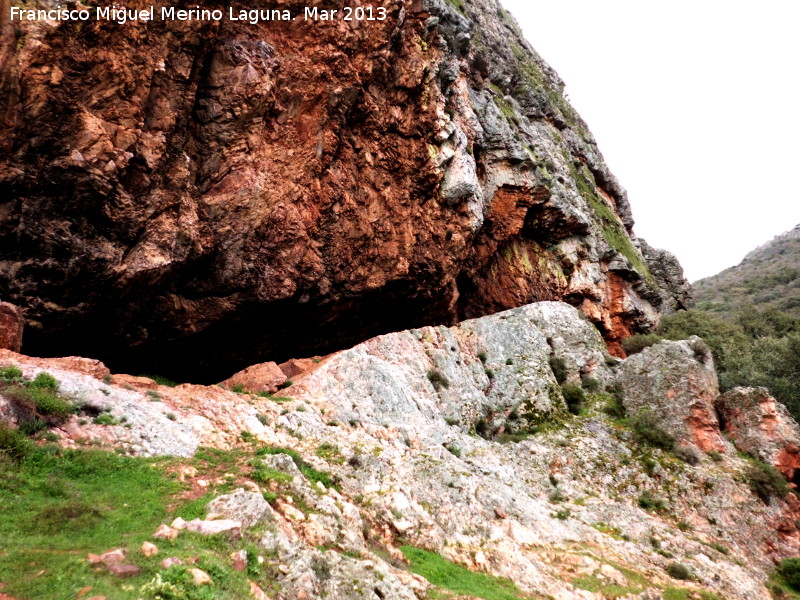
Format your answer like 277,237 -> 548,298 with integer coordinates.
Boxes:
20,280 -> 460,385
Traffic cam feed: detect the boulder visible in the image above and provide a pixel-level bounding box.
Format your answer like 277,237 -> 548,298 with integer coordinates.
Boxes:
206,488 -> 275,527
106,564 -> 141,578
716,387 -> 800,480
220,361 -> 286,394
290,302 -> 614,443
140,542 -> 159,557
175,517 -> 242,538
615,337 -> 725,452
0,302 -> 24,352
189,568 -> 212,585
278,358 -> 318,378
0,350 -> 110,381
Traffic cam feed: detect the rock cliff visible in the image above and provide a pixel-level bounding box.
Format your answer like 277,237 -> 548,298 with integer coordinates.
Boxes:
0,0 -> 688,380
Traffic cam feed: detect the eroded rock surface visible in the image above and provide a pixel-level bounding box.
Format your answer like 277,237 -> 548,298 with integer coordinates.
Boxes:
717,387 -> 800,480
615,337 -> 726,452
1,301 -> 798,600
0,0 -> 688,379
0,302 -> 24,352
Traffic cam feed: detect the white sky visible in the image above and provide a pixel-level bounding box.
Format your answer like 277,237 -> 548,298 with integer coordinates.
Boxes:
499,0 -> 800,281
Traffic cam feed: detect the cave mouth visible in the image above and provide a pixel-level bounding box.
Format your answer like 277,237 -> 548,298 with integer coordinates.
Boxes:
20,281 -> 460,385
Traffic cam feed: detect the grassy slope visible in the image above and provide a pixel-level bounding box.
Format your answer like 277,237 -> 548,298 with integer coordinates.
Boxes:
0,441 -> 270,600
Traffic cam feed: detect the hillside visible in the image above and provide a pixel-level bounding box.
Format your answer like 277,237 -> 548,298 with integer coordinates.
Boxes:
694,225 -> 800,317
3,302 -> 800,600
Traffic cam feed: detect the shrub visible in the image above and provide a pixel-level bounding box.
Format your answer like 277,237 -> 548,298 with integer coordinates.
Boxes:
621,333 -> 663,355
672,444 -> 701,465
315,443 -> 344,464
638,491 -> 666,511
18,417 -> 47,436
708,450 -> 724,462
602,391 -> 626,419
256,446 -> 338,489
251,464 -> 292,485
561,383 -> 585,415
709,542 -> 729,555
0,425 -> 33,463
666,562 -> 693,581
745,461 -> 789,503
549,356 -> 567,384
93,413 -> 120,426
29,388 -> 71,416
553,508 -> 571,520
581,376 -> 601,392
0,365 -> 23,383
777,558 -> 800,591
140,374 -> 179,387
630,410 -> 674,450
29,372 -> 58,392
427,370 -> 450,390
444,443 -> 461,458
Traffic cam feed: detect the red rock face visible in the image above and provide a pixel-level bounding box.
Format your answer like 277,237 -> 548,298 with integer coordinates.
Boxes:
0,0 -> 688,380
0,302 -> 23,352
717,387 -> 800,481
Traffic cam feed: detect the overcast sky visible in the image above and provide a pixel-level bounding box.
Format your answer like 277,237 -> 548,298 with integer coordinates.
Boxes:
499,0 -> 800,282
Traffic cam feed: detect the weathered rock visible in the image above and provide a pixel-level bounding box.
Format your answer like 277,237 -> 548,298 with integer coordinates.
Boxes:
160,557 -> 184,569
220,362 -> 287,394
231,550 -> 248,572
153,524 -> 179,541
206,488 -> 275,527
0,0 -> 687,381
278,358 -> 319,379
177,518 -> 242,538
615,337 -> 726,452
292,301 -> 613,441
3,300 -> 795,600
0,303 -> 23,352
106,564 -> 141,578
717,387 -> 800,479
99,548 -> 126,566
188,568 -> 212,585
0,350 -> 109,381
639,240 -> 694,314
249,581 -> 269,600
140,542 -> 159,557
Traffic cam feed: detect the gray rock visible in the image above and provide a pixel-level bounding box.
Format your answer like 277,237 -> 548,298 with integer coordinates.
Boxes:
640,239 -> 694,313
615,337 -> 726,452
206,488 -> 275,528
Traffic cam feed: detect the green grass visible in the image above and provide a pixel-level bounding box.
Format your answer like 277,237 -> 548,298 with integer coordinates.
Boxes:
0,443 -> 274,599
0,445 -> 179,598
572,575 -> 640,598
400,546 -> 535,600
255,445 -> 338,490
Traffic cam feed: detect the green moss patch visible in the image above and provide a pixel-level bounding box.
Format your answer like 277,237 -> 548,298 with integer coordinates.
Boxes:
400,546 -> 536,600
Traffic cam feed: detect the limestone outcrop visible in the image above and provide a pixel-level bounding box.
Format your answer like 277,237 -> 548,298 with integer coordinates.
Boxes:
2,301 -> 800,599
615,337 -> 726,453
0,0 -> 688,380
717,387 -> 800,481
